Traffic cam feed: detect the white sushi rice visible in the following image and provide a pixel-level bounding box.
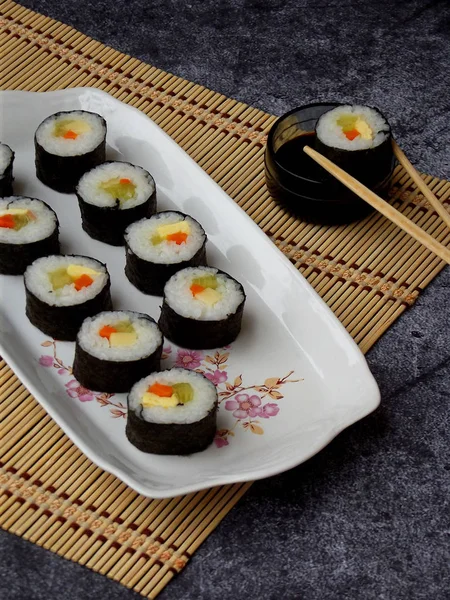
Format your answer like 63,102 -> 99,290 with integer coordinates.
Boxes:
129,368 -> 217,425
78,311 -> 162,361
125,212 -> 205,264
77,162 -> 155,209
25,255 -> 108,307
0,143 -> 13,176
164,266 -> 244,321
0,197 -> 57,245
316,105 -> 390,151
35,111 -> 106,157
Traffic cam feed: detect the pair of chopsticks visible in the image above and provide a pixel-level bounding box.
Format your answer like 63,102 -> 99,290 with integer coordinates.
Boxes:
304,141 -> 450,264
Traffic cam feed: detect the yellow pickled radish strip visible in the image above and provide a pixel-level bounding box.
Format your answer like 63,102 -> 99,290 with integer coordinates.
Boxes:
151,221 -> 191,245
354,118 -> 373,140
66,264 -> 100,278
50,264 -> 100,291
141,392 -> 179,408
141,381 -> 194,407
53,119 -> 91,138
109,332 -> 137,347
336,114 -> 358,131
336,114 -> 373,140
0,208 -> 29,217
156,221 -> 190,237
195,287 -> 221,305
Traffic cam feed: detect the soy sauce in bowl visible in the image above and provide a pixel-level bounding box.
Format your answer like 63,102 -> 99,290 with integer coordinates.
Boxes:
274,132 -> 327,183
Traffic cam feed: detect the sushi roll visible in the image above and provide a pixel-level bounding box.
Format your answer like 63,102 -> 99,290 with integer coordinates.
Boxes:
73,311 -> 163,393
126,368 -> 218,455
315,104 -> 393,185
0,143 -> 14,197
76,161 -> 157,246
124,211 -> 207,296
159,266 -> 245,349
35,110 -> 107,193
0,197 -> 60,275
24,255 -> 112,341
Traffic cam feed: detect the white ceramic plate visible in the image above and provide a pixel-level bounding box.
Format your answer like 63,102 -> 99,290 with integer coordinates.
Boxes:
0,88 -> 380,498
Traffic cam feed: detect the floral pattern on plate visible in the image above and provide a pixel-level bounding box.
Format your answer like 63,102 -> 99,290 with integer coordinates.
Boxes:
39,340 -> 301,446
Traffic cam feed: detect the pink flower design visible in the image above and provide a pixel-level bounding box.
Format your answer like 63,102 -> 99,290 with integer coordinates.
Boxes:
214,435 -> 229,448
65,380 -> 95,402
205,370 -> 228,385
39,355 -> 53,367
175,349 -> 203,370
57,368 -> 66,375
162,345 -> 173,360
225,393 -> 261,419
260,403 -> 280,418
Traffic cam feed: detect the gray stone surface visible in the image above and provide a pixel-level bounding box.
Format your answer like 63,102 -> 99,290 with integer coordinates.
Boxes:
1,1 -> 449,599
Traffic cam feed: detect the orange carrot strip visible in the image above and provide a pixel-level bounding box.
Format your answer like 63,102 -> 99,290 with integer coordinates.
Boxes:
74,274 -> 94,290
167,232 -> 188,245
344,129 -> 360,141
119,178 -> 131,184
0,215 -> 15,228
190,283 -> 205,296
99,325 -> 117,339
63,130 -> 78,140
148,382 -> 174,397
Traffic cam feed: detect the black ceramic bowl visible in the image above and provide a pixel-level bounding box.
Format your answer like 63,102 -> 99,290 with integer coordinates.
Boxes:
264,103 -> 396,225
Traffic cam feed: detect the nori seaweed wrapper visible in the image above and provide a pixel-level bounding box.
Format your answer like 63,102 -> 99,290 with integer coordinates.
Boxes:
72,315 -> 163,393
25,258 -> 113,341
0,229 -> 60,275
158,270 -> 246,349
314,106 -> 394,188
126,401 -> 217,455
35,112 -> 107,194
0,146 -> 14,197
125,212 -> 207,295
76,163 -> 157,246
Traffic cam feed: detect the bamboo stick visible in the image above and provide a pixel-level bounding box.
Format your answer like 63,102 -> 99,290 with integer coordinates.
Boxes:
392,140 -> 450,231
304,146 -> 450,264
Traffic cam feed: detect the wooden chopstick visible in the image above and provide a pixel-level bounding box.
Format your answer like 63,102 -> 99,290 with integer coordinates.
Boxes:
392,139 -> 450,231
303,145 -> 450,265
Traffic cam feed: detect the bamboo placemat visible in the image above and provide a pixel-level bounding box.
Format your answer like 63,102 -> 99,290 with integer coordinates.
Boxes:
1,0 -> 450,597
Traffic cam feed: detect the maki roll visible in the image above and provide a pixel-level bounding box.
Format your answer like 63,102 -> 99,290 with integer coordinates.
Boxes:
315,104 -> 394,186
24,255 -> 112,340
0,143 -> 14,197
73,311 -> 163,393
159,266 -> 245,349
126,368 -> 218,455
76,161 -> 157,246
35,110 -> 107,193
0,197 -> 60,275
124,211 -> 207,296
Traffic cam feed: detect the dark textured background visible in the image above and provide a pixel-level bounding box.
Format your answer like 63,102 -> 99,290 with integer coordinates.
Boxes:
1,1 -> 450,599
